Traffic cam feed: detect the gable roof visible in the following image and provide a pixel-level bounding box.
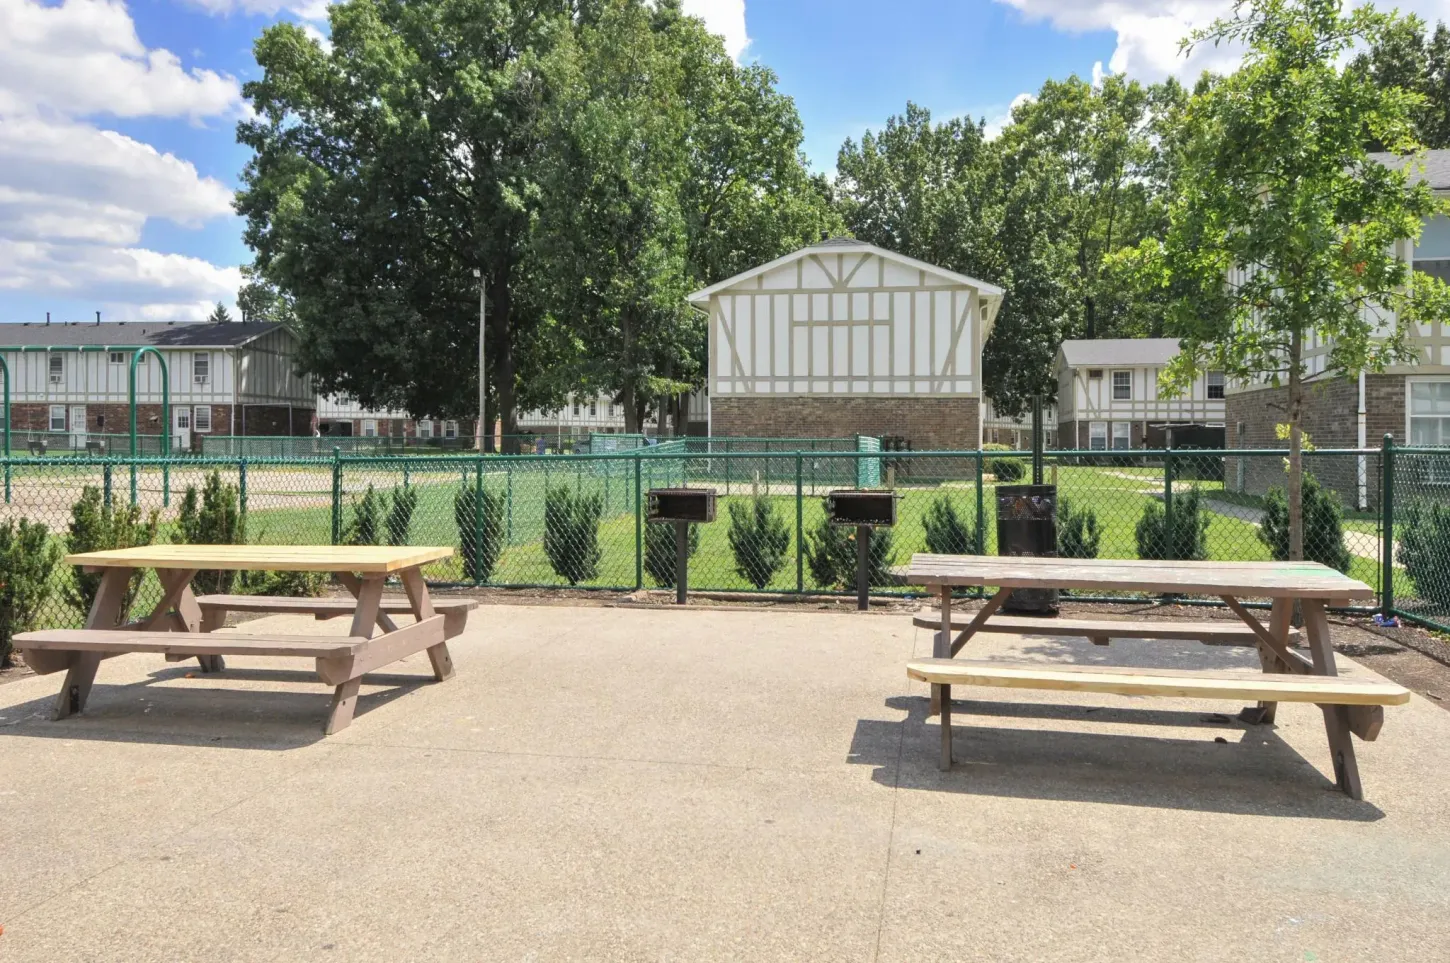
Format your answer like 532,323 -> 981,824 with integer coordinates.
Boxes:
0,320 -> 285,349
686,238 -> 1006,303
1059,338 -> 1183,368
1367,149 -> 1450,190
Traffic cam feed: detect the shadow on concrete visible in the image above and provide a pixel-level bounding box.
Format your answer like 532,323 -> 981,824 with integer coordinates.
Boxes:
0,664 -> 431,750
849,695 -> 1384,821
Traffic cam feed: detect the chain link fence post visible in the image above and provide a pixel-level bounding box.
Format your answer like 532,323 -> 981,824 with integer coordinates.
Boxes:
795,451 -> 804,592
634,451 -> 644,590
239,457 -> 248,517
1163,447 -> 1175,558
1381,433 -> 1394,614
103,461 -> 113,509
474,455 -> 485,586
975,448 -> 986,554
331,446 -> 342,545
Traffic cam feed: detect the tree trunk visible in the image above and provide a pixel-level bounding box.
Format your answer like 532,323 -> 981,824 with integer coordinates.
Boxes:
1287,330 -> 1304,562
493,262 -> 518,454
1084,293 -> 1097,340
621,384 -> 639,434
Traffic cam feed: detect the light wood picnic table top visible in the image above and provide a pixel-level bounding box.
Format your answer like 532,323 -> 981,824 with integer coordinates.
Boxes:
906,553 -> 1374,601
66,544 -> 454,573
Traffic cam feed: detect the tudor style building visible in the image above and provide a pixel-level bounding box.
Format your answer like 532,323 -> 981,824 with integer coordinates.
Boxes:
687,238 -> 1004,450
0,319 -> 314,450
1055,338 -> 1226,451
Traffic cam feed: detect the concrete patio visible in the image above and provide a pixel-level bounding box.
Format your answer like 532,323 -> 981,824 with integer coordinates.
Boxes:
2,603 -> 1448,961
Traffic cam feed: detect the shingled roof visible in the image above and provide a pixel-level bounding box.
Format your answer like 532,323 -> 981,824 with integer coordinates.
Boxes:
0,320 -> 285,349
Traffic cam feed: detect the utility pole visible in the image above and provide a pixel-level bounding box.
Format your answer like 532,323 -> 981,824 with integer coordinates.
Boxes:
474,269 -> 486,452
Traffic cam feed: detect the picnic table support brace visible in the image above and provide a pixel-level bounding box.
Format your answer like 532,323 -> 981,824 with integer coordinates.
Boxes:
322,575 -> 384,734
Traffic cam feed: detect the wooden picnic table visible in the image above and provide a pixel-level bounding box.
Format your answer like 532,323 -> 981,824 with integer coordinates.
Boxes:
15,545 -> 468,734
906,554 -> 1410,799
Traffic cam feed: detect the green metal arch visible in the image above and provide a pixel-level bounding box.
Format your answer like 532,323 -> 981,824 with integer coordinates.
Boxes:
128,347 -> 170,458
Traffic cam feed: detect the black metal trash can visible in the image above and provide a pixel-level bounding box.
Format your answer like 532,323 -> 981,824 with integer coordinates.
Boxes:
996,483 -> 1059,615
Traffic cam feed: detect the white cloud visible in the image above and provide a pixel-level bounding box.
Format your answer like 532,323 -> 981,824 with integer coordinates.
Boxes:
0,0 -> 242,321
0,0 -> 242,120
682,0 -> 750,61
300,22 -> 333,54
995,1 -> 1450,82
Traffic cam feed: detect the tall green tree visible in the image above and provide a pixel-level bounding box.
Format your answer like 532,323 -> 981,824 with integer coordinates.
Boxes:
1354,16 -> 1450,149
1124,0 -> 1450,560
205,302 -> 234,325
236,0 -> 573,439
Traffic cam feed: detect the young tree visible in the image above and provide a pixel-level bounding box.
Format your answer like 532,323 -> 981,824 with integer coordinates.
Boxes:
206,302 -> 234,325
1125,0 -> 1450,561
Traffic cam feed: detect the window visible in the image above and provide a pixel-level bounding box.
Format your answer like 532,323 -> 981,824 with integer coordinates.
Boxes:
1111,370 -> 1132,401
193,405 -> 212,433
609,403 -> 616,417
49,405 -> 66,431
108,351 -> 126,365
48,354 -> 63,384
1415,258 -> 1450,283
572,402 -> 580,416
192,351 -> 210,385
417,419 -> 434,439
1409,379 -> 1450,446
1088,422 -> 1108,451
1111,422 -> 1132,450
361,419 -> 377,437
1207,371 -> 1226,400
589,401 -> 597,417
1087,369 -> 1103,380
444,420 -> 459,439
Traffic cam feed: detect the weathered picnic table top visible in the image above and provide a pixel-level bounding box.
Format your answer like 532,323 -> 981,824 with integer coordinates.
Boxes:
905,553 -> 1375,601
66,544 -> 454,573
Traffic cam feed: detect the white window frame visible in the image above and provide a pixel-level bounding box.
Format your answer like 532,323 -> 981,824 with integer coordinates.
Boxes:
417,419 -> 434,440
48,354 -> 63,384
49,404 -> 66,431
1111,422 -> 1132,450
1407,376 -> 1450,448
589,401 -> 597,417
361,419 -> 377,437
1111,370 -> 1132,401
1206,371 -> 1226,400
444,420 -> 459,439
193,405 -> 212,433
192,351 -> 210,385
572,402 -> 580,417
108,351 -> 126,365
1088,421 -> 1108,451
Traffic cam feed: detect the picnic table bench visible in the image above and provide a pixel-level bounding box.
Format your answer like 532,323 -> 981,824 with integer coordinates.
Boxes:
15,545 -> 471,734
906,555 -> 1411,799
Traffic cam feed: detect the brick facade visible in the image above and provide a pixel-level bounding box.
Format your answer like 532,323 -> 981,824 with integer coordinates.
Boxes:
1223,374 -> 1404,506
9,402 -> 316,451
711,396 -> 980,450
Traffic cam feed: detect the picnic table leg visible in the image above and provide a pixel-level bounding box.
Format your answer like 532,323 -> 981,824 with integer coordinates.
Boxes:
321,575 -> 385,734
52,567 -> 130,720
1302,598 -> 1364,800
400,567 -> 454,682
929,586 -> 951,717
336,571 -> 399,634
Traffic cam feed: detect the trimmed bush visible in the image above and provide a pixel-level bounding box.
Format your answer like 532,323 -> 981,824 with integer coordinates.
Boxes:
176,470 -> 245,595
387,485 -> 418,546
64,486 -> 159,623
645,520 -> 699,588
727,497 -> 791,589
1057,497 -> 1102,560
1259,472 -> 1352,573
806,507 -> 895,589
1398,500 -> 1450,607
990,457 -> 1026,482
544,486 -> 603,585
454,483 -> 504,583
1134,486 -> 1209,561
923,495 -> 977,555
345,485 -> 384,546
0,519 -> 63,667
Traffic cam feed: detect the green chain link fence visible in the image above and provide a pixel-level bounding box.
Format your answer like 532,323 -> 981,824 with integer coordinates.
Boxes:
1,441 -> 1447,648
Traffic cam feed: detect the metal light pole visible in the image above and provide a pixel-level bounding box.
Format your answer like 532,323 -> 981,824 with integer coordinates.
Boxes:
474,269 -> 486,452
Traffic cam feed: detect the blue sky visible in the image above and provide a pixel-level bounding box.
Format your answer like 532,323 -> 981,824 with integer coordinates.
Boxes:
3,0 -> 1446,325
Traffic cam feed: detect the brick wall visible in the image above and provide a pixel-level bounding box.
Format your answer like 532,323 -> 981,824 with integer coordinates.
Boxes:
1224,374 -> 1403,506
711,396 -> 980,450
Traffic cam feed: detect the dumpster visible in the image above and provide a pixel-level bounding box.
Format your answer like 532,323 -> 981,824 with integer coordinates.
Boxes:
996,483 -> 1058,615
